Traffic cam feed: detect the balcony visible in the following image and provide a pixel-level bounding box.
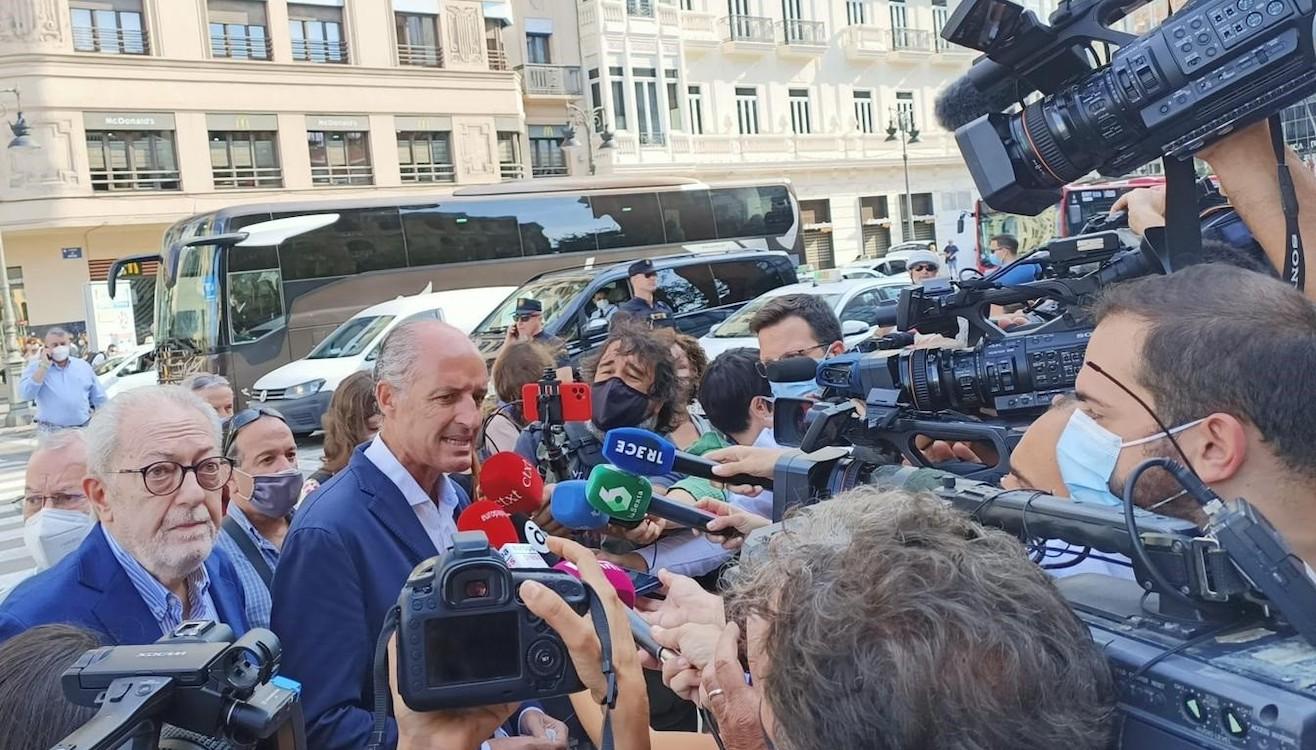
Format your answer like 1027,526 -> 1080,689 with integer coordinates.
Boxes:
500,162 -> 525,180
840,25 -> 889,59
398,43 -> 443,67
931,37 -> 974,62
213,165 -> 284,190
626,0 -> 654,17
532,165 -> 569,177
890,26 -> 933,54
72,25 -> 150,54
721,14 -> 774,54
487,40 -> 508,70
679,9 -> 719,48
400,162 -> 456,183
517,64 -> 583,97
778,19 -> 827,56
90,168 -> 181,192
311,164 -> 373,186
210,29 -> 272,60
291,38 -> 348,63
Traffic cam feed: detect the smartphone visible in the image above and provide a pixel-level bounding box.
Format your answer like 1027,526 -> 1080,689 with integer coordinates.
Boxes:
627,568 -> 663,598
521,382 -> 591,423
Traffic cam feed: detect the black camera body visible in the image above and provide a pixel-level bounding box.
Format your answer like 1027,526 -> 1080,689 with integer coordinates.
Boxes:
395,531 -> 589,711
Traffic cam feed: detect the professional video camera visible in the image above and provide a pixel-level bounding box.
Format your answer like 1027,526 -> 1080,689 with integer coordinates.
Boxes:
393,532 -> 591,711
54,620 -> 304,750
759,456 -> 1316,748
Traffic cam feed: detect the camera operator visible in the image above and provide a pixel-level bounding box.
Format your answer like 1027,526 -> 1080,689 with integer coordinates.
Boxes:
0,624 -> 102,750
749,294 -> 846,400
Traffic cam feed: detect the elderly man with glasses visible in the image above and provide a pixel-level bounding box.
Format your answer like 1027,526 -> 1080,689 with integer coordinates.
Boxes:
0,385 -> 249,645
15,431 -> 95,579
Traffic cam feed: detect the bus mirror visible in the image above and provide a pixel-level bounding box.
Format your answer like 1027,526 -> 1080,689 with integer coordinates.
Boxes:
956,214 -> 966,234
106,253 -> 162,299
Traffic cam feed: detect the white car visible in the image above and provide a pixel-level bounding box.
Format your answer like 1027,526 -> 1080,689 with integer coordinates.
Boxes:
250,286 -> 515,434
95,344 -> 157,398
698,277 -> 910,360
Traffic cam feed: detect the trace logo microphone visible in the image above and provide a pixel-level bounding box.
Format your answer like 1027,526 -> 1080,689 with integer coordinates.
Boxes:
478,451 -> 545,515
584,464 -> 741,537
455,500 -> 520,550
602,427 -> 774,490
549,480 -> 610,531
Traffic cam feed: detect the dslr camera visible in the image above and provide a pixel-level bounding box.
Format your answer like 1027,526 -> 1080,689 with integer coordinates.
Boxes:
395,531 -> 590,711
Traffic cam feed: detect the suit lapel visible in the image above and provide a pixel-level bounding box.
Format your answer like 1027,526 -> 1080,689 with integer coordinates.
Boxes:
352,450 -> 439,564
80,528 -> 165,645
206,554 -> 249,634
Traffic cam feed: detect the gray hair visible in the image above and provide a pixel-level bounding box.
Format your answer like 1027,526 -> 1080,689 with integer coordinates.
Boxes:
85,386 -> 222,480
35,428 -> 86,455
44,327 -> 70,341
723,489 -> 1115,750
181,373 -> 230,392
373,320 -> 430,392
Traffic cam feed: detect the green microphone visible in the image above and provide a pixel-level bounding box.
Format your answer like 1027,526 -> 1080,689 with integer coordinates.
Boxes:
584,464 -> 652,526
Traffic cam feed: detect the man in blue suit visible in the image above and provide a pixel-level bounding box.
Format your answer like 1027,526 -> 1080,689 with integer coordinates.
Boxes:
271,321 -> 567,750
0,385 -> 249,643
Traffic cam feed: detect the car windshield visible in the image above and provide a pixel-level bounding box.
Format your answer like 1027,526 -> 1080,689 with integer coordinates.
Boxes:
711,292 -> 843,338
95,355 -> 129,376
307,315 -> 395,359
472,274 -> 592,337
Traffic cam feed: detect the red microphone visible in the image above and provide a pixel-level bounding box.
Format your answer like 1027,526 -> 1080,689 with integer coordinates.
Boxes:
457,500 -> 519,550
478,452 -> 545,516
552,560 -> 637,609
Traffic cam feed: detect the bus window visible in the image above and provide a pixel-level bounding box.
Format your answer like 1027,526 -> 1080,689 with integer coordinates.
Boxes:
275,208 -> 406,280
229,269 -> 286,343
401,200 -> 523,266
657,189 -> 717,243
514,196 -> 606,255
590,192 -> 665,250
710,186 -> 792,239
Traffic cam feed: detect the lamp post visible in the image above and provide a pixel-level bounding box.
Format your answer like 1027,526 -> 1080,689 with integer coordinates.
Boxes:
0,88 -> 41,427
561,103 -> 614,175
885,107 -> 920,243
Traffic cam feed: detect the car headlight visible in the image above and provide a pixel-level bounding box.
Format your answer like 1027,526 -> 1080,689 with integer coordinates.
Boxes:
283,379 -> 325,400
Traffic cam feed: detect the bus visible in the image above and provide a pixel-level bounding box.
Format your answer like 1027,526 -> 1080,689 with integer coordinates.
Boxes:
125,177 -> 803,399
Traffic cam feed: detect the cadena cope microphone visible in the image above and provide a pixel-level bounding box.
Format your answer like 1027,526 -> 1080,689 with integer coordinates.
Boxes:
584,465 -> 741,538
478,451 -> 544,515
603,427 -> 773,491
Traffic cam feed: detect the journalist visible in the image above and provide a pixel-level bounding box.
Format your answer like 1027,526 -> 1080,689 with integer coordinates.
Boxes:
0,624 -> 102,750
271,320 -> 563,750
19,327 -> 107,433
749,294 -> 846,400
182,372 -> 236,419
19,430 -> 94,576
214,408 -> 299,630
483,340 -> 555,458
0,386 -> 248,644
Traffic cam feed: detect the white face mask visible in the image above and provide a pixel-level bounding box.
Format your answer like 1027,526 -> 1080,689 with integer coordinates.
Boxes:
23,508 -> 94,570
50,345 -> 70,363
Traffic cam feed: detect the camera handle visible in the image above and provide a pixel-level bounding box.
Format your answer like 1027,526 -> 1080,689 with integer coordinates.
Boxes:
368,584 -> 622,750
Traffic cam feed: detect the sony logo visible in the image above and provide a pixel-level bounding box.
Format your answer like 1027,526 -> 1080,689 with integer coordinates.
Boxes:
137,650 -> 187,658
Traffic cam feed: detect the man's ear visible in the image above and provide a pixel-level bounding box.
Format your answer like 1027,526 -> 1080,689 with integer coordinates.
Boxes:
1186,412 -> 1249,485
85,475 -> 112,524
827,341 -> 846,358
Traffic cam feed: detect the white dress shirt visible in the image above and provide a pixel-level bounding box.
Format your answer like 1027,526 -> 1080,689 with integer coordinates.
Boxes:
364,435 -> 460,554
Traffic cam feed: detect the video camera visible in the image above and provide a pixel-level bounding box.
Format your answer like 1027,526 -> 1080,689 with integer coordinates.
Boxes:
54,620 -> 304,750
394,532 -> 590,711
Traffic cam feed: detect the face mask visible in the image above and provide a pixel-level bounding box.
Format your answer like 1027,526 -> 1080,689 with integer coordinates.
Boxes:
596,300 -> 611,311
242,470 -> 304,518
770,379 -> 816,401
1055,409 -> 1206,507
591,377 -> 652,432
51,345 -> 70,362
24,508 -> 94,570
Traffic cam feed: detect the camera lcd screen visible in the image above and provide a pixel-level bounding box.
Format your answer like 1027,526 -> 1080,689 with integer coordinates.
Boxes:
425,614 -> 521,685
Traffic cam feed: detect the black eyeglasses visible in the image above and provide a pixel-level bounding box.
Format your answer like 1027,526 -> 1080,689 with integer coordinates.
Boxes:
643,272 -> 657,278
115,457 -> 234,497
910,263 -> 937,273
755,344 -> 826,377
514,313 -> 540,322
223,407 -> 287,454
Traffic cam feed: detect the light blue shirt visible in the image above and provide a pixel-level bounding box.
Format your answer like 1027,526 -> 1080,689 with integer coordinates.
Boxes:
19,357 -> 106,427
363,435 -> 460,554
101,525 -> 218,636
214,503 -> 281,629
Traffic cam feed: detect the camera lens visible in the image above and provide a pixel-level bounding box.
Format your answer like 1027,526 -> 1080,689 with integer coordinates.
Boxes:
527,638 -> 564,678
465,580 -> 491,599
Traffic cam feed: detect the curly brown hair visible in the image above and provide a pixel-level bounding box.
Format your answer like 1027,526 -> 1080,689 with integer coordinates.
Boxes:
319,370 -> 379,476
584,322 -> 681,434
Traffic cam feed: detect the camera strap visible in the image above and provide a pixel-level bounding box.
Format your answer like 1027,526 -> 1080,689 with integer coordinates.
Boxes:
1269,114 -> 1306,291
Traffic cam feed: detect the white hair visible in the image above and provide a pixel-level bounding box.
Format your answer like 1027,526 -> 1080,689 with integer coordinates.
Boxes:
35,427 -> 86,455
373,320 -> 429,391
181,372 -> 231,392
85,385 -> 221,479
44,327 -> 70,341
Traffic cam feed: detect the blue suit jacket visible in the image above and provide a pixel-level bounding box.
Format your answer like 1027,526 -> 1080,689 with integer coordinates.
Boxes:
271,445 -> 486,750
0,525 -> 250,645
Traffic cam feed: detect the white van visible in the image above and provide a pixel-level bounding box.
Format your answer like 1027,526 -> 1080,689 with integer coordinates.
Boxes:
249,287 -> 515,433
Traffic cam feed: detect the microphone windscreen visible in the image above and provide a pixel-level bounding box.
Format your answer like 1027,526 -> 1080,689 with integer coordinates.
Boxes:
553,560 -> 637,609
550,480 -> 610,531
602,427 -> 677,476
456,500 -> 519,550
934,74 -> 1020,132
763,355 -> 819,384
479,451 -> 545,515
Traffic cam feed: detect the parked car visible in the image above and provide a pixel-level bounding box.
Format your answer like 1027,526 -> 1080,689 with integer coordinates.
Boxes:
469,250 -> 799,365
249,286 -> 515,434
697,276 -> 910,359
95,344 -> 157,398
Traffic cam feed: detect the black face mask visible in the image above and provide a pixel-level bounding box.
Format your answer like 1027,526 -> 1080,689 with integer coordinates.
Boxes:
591,377 -> 652,432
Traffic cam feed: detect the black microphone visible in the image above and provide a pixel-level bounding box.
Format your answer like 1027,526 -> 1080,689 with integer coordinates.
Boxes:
628,611 -> 677,663
934,64 -> 1022,132
763,356 -> 819,385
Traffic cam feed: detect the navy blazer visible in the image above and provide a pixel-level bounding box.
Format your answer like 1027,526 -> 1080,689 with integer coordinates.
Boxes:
0,525 -> 250,645
271,444 -> 482,750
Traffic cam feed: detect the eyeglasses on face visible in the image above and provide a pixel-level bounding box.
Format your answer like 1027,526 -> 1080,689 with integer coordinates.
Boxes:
515,313 -> 541,322
114,457 -> 234,497
910,264 -> 937,272
755,344 -> 827,377
12,492 -> 87,511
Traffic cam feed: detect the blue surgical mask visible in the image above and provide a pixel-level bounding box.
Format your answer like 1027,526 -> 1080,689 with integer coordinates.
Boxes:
769,380 -> 816,401
1055,409 -> 1205,507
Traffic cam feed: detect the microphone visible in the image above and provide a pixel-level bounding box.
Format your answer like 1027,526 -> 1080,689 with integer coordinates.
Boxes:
550,480 -> 611,531
478,452 -> 545,515
934,62 -> 1021,132
456,500 -> 520,550
552,560 -> 673,662
602,427 -> 773,491
584,465 -> 740,536
762,356 -> 819,386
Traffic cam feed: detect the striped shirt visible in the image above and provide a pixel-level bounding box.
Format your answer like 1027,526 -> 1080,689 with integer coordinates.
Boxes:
214,503 -> 281,630
101,525 -> 218,636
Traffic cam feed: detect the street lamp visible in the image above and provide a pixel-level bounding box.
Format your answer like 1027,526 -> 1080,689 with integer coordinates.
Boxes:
0,88 -> 39,426
885,108 -> 920,242
562,103 -> 615,175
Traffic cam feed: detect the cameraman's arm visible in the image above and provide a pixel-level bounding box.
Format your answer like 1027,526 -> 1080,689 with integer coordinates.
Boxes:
1200,121 -> 1316,297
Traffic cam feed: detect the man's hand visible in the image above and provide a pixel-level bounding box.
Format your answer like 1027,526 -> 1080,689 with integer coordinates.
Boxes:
613,518 -> 664,546
1110,186 -> 1167,236
694,498 -> 769,551
651,622 -> 724,671
388,635 -> 518,750
636,569 -> 726,629
699,623 -> 768,750
534,484 -> 568,537
703,446 -> 786,490
516,710 -> 570,749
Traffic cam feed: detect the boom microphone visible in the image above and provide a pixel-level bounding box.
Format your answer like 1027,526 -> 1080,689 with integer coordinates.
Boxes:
934,63 -> 1024,132
762,356 -> 819,386
603,428 -> 773,491
456,500 -> 520,550
478,451 -> 545,515
584,465 -> 741,536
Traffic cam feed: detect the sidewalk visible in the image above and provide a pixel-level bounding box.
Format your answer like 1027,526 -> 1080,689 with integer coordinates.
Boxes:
0,397 -> 35,440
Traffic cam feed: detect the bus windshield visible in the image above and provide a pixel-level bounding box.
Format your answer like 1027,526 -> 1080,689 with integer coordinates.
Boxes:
307,315 -> 395,359
157,243 -> 222,353
475,273 -> 593,336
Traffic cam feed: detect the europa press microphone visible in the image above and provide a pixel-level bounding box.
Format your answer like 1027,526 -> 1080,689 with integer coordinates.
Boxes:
602,427 -> 773,490
582,465 -> 741,537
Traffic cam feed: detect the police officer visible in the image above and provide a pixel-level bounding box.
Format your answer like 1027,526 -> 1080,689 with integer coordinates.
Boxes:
614,259 -> 674,329
507,297 -> 569,366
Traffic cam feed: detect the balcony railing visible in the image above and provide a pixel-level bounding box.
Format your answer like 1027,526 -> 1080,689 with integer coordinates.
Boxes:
723,14 -> 774,43
781,19 -> 826,45
398,43 -> 443,67
500,162 -> 525,180
401,163 -> 456,183
517,64 -> 583,96
292,38 -> 349,63
213,165 -> 283,189
891,26 -> 932,51
532,165 -> 569,177
627,0 -> 655,16
311,165 -> 374,185
90,168 -> 181,192
72,25 -> 150,54
638,132 -> 667,146
210,30 -> 272,60
487,40 -> 508,70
